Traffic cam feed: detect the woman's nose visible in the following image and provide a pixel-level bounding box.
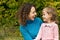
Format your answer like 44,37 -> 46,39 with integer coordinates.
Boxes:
35,12 -> 37,16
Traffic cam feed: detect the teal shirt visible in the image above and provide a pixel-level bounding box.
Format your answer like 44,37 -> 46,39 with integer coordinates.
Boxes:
20,17 -> 43,40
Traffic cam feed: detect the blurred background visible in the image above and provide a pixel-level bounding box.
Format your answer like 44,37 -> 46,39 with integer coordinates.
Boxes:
0,0 -> 60,40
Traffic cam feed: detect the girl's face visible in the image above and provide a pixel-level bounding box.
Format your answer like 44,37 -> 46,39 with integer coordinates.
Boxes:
42,10 -> 52,22
28,6 -> 37,20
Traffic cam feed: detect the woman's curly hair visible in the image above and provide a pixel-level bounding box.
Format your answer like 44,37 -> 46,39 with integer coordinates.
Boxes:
42,7 -> 58,24
16,3 -> 36,26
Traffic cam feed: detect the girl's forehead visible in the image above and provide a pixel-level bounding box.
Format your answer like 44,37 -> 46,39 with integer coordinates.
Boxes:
43,8 -> 48,11
42,9 -> 47,13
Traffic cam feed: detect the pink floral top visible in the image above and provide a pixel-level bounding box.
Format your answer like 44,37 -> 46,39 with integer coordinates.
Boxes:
34,22 -> 59,40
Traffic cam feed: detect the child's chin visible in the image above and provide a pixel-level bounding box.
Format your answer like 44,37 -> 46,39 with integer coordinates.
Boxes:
43,20 -> 47,23
43,20 -> 46,22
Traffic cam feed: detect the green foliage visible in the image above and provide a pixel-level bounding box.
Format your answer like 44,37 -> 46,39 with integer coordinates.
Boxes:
0,0 -> 60,40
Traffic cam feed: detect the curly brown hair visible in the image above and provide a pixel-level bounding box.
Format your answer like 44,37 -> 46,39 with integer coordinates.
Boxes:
16,3 -> 36,26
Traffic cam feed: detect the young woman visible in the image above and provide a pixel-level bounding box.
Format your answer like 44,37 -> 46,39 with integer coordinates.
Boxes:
17,3 -> 43,40
34,7 -> 59,40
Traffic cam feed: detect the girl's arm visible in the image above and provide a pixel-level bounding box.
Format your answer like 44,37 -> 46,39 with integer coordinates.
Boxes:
54,24 -> 59,40
20,26 -> 33,40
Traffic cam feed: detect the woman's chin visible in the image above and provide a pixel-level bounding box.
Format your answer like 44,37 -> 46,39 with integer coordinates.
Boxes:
31,19 -> 34,20
31,18 -> 35,20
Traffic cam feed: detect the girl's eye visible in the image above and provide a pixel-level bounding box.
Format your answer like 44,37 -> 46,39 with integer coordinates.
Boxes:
42,14 -> 45,15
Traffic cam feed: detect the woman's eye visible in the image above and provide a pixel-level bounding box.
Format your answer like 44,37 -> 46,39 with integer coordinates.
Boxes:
33,11 -> 35,13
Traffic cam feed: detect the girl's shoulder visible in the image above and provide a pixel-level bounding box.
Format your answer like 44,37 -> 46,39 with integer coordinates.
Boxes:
52,23 -> 58,27
49,22 -> 58,27
41,22 -> 58,27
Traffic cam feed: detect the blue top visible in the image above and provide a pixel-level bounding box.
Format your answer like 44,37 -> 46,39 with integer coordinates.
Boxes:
20,17 -> 43,40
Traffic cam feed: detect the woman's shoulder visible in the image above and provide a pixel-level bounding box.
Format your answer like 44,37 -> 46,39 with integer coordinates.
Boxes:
34,17 -> 43,22
19,24 -> 24,30
35,17 -> 42,20
19,25 -> 27,32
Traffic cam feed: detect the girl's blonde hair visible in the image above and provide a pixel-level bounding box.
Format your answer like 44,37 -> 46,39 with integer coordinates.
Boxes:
42,7 -> 58,24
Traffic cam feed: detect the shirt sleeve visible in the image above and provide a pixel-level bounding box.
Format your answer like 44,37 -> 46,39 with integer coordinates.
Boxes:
53,24 -> 59,40
34,24 -> 43,40
20,25 -> 33,40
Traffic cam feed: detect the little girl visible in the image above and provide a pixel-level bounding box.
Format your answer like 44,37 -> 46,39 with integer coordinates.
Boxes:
34,7 -> 59,40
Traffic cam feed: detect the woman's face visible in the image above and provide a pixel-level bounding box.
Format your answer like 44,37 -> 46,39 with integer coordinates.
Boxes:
42,9 -> 52,22
28,6 -> 37,20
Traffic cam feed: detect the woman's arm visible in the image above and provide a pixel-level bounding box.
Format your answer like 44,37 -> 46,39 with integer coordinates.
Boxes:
20,26 -> 33,40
